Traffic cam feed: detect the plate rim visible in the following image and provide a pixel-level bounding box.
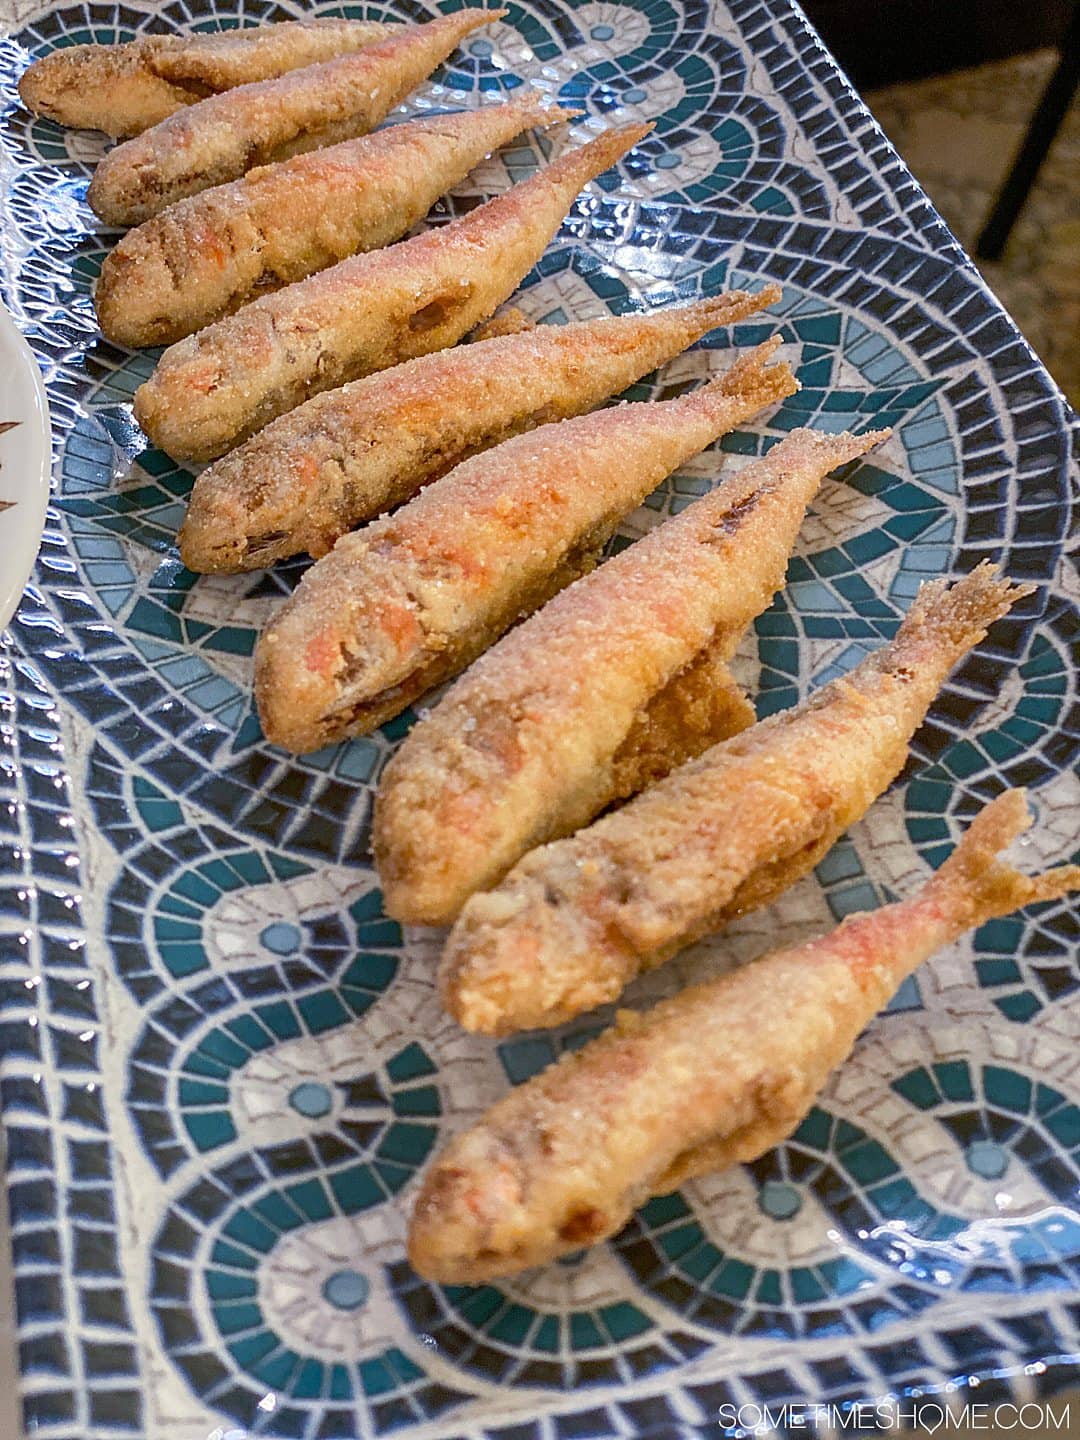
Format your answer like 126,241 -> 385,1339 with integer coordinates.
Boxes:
0,302 -> 51,631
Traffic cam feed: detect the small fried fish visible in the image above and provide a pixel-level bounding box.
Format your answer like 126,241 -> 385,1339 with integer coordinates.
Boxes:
87,9 -> 501,225
134,121 -> 651,462
410,790 -> 1080,1280
440,564 -> 1030,1033
255,340 -> 795,752
96,94 -> 575,347
16,18 -> 399,138
375,425 -> 883,926
179,286 -> 781,572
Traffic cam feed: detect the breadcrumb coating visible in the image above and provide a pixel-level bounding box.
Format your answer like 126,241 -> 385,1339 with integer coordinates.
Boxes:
410,789 -> 1079,1280
375,425 -> 882,926
255,340 -> 794,750
96,95 -> 574,347
179,286 -> 780,571
87,10 -> 501,224
17,18 -> 398,138
440,563 -> 1030,1032
133,121 -> 650,462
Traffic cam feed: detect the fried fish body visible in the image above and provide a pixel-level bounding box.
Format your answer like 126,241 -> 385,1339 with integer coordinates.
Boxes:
133,121 -> 650,462
410,790 -> 1079,1280
375,426 -> 884,926
255,341 -> 795,752
440,564 -> 1030,1033
87,9 -> 500,224
96,94 -> 575,348
17,18 -> 399,138
179,286 -> 781,572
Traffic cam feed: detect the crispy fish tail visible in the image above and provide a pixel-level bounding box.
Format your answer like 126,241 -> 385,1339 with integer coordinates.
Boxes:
410,791 -> 1079,1281
919,787 -> 1080,926
870,561 -> 1031,678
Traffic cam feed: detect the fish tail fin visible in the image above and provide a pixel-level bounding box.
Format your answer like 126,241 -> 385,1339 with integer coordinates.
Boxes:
895,562 -> 1034,662
542,120 -> 654,192
704,336 -> 797,409
675,281 -> 784,334
509,90 -> 582,128
732,424 -> 891,472
430,6 -> 508,42
468,306 -> 535,342
930,789 -> 1080,927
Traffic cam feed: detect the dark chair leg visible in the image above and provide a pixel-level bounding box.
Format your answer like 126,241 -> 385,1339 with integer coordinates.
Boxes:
975,3 -> 1080,261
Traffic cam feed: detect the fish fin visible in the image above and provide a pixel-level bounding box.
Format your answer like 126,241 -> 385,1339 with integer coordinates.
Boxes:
707,335 -> 797,407
929,788 -> 1080,926
898,561 -> 1034,657
468,306 -> 534,341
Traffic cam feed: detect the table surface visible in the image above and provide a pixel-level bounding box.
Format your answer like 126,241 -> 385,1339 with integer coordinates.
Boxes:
1,1 -> 1078,1439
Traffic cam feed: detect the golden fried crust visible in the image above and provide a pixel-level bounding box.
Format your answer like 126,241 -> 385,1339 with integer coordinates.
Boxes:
17,21 -> 398,139
133,121 -> 650,462
96,95 -> 574,348
608,638 -> 755,801
439,564 -> 1030,1035
374,425 -> 870,928
178,286 -> 781,572
254,343 -> 794,752
467,307 -> 535,341
18,37 -> 196,138
149,19 -> 399,90
87,10 -> 501,225
409,790 -> 1080,1281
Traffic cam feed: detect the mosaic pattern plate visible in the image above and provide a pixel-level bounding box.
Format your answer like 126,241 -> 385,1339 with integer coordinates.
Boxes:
0,301 -> 50,629
1,1 -> 1078,1437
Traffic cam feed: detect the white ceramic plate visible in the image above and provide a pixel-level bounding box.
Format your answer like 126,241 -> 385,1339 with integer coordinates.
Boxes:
0,303 -> 50,630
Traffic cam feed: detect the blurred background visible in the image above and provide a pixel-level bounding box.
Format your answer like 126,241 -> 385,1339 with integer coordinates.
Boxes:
804,0 -> 1079,408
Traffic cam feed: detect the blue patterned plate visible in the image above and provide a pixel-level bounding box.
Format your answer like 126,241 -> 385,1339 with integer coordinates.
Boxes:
0,303 -> 50,628
1,2 -> 1078,1438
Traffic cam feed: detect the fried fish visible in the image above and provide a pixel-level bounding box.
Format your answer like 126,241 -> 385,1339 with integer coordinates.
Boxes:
87,9 -> 501,224
179,286 -> 781,572
96,94 -> 575,347
440,564 -> 1030,1033
375,426 -> 885,926
410,789 -> 1079,1280
255,339 -> 795,752
133,121 -> 651,462
17,18 -> 399,138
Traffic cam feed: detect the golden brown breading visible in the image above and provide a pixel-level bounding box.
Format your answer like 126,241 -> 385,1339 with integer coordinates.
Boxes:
133,121 -> 651,463
149,19 -> 399,90
86,10 -> 500,225
374,426 -> 882,927
607,637 -> 756,802
438,564 -> 1030,1034
466,307 -> 535,341
254,341 -> 794,752
17,20 -> 398,138
96,95 -> 574,348
179,286 -> 781,572
410,790 -> 1080,1281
